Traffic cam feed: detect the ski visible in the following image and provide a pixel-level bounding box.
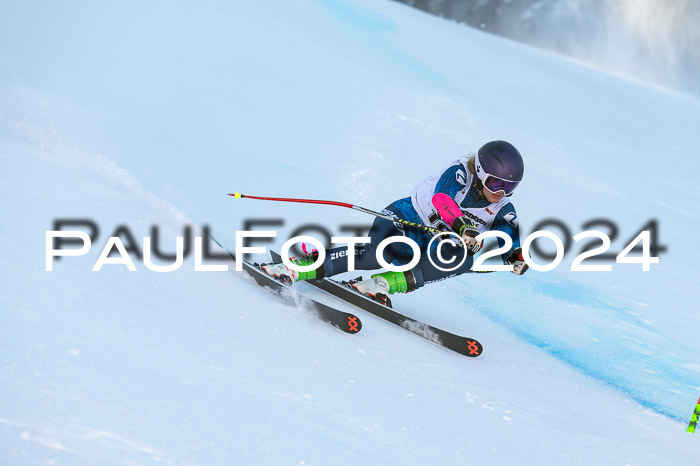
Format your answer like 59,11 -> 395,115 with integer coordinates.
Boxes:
270,251 -> 483,357
212,240 -> 362,334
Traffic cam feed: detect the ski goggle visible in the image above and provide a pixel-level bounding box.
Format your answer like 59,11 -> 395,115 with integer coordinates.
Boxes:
482,174 -> 519,196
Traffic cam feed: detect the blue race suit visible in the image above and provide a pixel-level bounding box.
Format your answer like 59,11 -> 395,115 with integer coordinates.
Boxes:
321,158 -> 521,289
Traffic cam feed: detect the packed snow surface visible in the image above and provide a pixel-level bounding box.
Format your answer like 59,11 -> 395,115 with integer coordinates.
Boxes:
1,0 -> 699,464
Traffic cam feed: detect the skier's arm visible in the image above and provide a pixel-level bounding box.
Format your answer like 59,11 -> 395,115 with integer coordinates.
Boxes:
491,204 -> 528,275
431,192 -> 461,227
429,161 -> 484,253
428,160 -> 469,226
431,193 -> 483,254
505,248 -> 528,275
433,163 -> 467,199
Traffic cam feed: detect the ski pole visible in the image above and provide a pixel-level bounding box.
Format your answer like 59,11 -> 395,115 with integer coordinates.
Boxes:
688,394 -> 700,433
229,192 -> 445,235
230,191 -> 497,274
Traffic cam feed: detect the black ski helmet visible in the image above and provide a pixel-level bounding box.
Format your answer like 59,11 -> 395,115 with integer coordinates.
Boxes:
475,140 -> 524,196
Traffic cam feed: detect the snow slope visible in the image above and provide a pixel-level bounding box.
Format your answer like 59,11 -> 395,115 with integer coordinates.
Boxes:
1,0 -> 699,464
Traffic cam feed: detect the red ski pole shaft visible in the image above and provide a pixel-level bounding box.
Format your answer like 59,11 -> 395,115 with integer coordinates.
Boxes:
228,192 -> 444,234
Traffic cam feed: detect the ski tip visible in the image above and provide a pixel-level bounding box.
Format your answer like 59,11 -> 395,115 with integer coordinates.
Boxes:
229,192 -> 243,199
465,339 -> 483,357
346,315 -> 362,333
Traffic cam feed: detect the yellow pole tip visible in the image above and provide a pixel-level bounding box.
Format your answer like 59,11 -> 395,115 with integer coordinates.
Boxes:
231,192 -> 242,199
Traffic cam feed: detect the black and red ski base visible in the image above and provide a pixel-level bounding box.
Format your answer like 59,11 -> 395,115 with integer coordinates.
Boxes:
270,251 -> 483,357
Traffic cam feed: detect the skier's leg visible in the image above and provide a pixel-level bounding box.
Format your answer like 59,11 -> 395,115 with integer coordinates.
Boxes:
325,198 -> 432,306
262,199 -> 412,283
349,235 -> 475,305
409,240 -> 474,290
321,215 -> 401,276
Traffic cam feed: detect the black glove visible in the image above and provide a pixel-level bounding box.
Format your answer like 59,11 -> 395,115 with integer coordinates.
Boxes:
452,216 -> 484,255
506,247 -> 528,275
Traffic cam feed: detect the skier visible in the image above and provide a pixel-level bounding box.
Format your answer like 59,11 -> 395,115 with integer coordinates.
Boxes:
261,140 -> 529,307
